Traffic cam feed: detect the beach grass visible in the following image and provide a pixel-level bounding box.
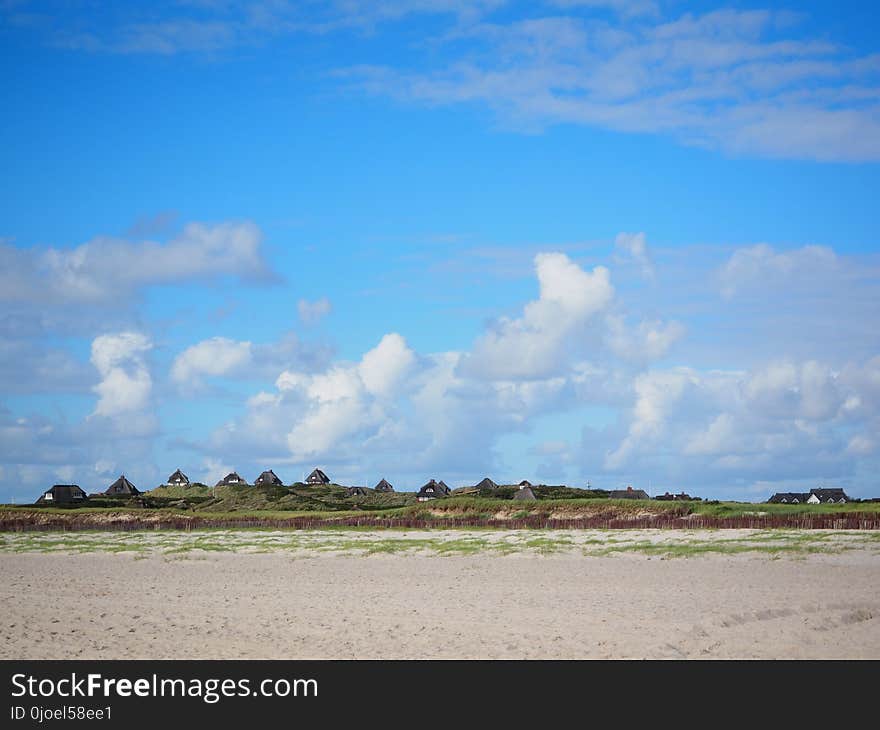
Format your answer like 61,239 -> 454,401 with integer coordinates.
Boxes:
2,527 -> 878,558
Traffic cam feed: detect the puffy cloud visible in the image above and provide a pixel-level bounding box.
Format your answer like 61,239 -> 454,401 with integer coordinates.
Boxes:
276,334 -> 417,460
358,333 -> 417,397
90,332 -> 153,418
171,337 -> 254,388
462,252 -> 613,379
297,297 -> 332,325
604,356 -> 880,493
171,332 -> 333,390
605,368 -> 697,469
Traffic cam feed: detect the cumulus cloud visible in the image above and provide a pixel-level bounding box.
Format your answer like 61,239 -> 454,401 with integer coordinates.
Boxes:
170,332 -> 333,391
604,357 -> 880,493
358,333 -> 418,397
605,367 -> 698,469
90,332 -> 153,418
297,297 -> 332,325
275,333 -> 418,460
171,337 -> 254,388
0,221 -> 275,305
462,252 -> 614,379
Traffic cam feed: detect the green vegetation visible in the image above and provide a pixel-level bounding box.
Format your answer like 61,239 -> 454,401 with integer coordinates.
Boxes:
4,487 -> 879,535
2,527 -> 878,558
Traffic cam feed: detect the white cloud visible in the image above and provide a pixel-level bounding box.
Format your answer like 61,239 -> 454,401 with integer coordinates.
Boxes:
171,332 -> 333,391
358,333 -> 417,397
604,356 -> 880,493
297,297 -> 332,325
202,457 -> 233,487
462,252 -> 614,379
605,367 -> 697,468
718,243 -> 838,298
0,221 -> 274,305
344,8 -> 880,162
276,333 -> 418,460
90,332 -> 153,418
847,434 -> 874,456
171,337 -> 254,388
605,314 -> 684,361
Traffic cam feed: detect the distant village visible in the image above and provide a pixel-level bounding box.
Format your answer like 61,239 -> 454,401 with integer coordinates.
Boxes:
28,467 -> 867,506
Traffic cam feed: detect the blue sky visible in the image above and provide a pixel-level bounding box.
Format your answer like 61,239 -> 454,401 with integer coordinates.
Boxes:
1,0 -> 879,501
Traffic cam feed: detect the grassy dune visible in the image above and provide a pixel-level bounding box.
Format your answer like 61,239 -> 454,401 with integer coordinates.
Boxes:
2,494 -> 880,532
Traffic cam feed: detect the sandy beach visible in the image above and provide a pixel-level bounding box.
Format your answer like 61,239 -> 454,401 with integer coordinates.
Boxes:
2,529 -> 879,659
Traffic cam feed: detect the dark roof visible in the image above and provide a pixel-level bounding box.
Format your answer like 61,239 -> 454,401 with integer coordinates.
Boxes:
254,469 -> 283,486
437,480 -> 451,493
810,487 -> 850,502
104,474 -> 140,496
374,478 -> 394,492
417,479 -> 450,498
512,486 -> 537,501
36,484 -> 88,504
474,477 -> 498,490
306,468 -> 330,484
166,469 -> 189,485
609,487 -> 650,500
768,492 -> 809,503
346,486 -> 368,496
655,492 -> 693,501
518,480 -> 533,488
216,471 -> 248,487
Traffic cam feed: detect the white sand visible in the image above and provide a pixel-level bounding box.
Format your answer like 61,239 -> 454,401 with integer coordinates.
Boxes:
2,529 -> 879,659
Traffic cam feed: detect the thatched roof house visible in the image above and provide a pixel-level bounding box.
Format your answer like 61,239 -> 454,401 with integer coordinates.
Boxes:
417,479 -> 451,501
374,478 -> 394,493
474,477 -> 498,490
166,469 -> 190,487
769,487 -> 850,504
254,469 -> 283,487
518,480 -> 533,488
103,474 -> 140,496
609,486 -> 650,500
346,486 -> 368,496
810,488 -> 850,503
216,471 -> 248,487
36,484 -> 88,504
655,491 -> 693,501
306,468 -> 330,485
512,485 -> 537,501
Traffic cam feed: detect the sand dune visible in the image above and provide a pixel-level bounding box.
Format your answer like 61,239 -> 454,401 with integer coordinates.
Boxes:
2,529 -> 879,659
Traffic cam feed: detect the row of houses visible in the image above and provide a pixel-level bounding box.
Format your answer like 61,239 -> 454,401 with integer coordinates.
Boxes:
34,467 -> 397,504
767,488 -> 851,504
35,472 -> 684,504
32,468 -> 853,506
